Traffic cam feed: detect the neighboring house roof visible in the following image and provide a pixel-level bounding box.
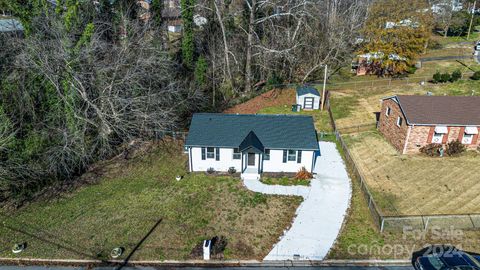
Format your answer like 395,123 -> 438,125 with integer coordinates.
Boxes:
0,18 -> 23,32
357,52 -> 407,61
185,113 -> 319,150
384,95 -> 480,126
296,86 -> 320,97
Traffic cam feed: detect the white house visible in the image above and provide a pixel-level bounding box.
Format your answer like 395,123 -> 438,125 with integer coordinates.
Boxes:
296,86 -> 321,110
184,113 -> 320,180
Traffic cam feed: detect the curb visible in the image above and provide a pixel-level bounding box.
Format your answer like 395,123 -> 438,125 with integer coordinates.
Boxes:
0,258 -> 412,267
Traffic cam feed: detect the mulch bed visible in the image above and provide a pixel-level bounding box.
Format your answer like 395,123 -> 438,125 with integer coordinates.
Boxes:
224,88 -> 295,114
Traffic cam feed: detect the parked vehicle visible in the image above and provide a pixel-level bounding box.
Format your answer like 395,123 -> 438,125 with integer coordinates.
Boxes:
412,245 -> 480,270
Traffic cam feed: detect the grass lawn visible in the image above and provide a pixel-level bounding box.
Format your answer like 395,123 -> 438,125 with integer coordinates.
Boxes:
0,141 -> 302,260
422,48 -> 472,58
328,79 -> 480,216
343,131 -> 480,216
328,151 -> 480,259
257,105 -> 333,133
330,78 -> 480,130
414,60 -> 478,78
260,176 -> 310,186
226,88 -> 333,132
432,31 -> 480,47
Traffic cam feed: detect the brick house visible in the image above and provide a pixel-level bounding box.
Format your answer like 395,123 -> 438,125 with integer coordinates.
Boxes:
378,95 -> 480,154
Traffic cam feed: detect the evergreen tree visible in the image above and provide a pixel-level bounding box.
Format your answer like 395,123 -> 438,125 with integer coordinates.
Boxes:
151,0 -> 163,28
181,0 -> 195,68
194,55 -> 208,87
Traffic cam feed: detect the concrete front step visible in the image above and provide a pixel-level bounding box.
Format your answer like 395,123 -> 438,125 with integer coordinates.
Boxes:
241,173 -> 260,180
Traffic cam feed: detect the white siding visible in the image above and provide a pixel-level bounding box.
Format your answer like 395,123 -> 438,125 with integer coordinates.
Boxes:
190,147 -> 241,172
262,149 -> 315,173
296,93 -> 320,110
189,147 -> 315,173
168,25 -> 182,33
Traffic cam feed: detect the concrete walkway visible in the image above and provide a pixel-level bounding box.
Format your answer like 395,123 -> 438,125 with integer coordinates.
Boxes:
243,141 -> 352,261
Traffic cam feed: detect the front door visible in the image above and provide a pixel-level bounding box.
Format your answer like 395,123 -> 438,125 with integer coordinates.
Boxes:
247,153 -> 255,166
304,97 -> 314,109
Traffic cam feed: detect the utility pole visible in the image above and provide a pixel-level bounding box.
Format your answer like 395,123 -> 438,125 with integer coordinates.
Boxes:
320,64 -> 328,111
468,0 -> 476,40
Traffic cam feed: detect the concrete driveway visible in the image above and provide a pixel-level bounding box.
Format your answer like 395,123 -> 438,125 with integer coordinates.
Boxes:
243,141 -> 352,261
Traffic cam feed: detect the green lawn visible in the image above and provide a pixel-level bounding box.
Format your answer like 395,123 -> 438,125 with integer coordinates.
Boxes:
328,145 -> 480,259
327,78 -> 480,259
257,104 -> 333,133
0,141 -> 302,260
433,31 -> 480,46
261,176 -> 310,186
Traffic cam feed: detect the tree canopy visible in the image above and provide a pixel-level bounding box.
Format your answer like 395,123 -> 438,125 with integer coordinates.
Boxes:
360,0 -> 433,75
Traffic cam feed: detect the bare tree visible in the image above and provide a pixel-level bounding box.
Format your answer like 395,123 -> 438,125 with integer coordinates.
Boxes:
197,0 -> 369,94
0,9 -> 205,202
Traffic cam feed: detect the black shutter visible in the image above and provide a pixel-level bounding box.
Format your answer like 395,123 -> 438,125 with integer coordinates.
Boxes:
201,147 -> 206,160
282,150 -> 287,163
297,150 -> 302,163
215,147 -> 220,161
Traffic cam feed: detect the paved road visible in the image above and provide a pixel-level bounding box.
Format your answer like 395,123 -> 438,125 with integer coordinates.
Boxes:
0,266 -> 415,270
243,142 -> 352,261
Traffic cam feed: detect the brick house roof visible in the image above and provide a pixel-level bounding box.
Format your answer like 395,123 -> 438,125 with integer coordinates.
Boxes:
386,95 -> 480,126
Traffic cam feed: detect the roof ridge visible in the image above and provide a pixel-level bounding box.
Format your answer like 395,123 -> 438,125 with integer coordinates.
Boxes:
194,113 -> 313,118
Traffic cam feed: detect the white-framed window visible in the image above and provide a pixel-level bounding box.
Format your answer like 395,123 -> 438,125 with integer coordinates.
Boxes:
431,132 -> 443,143
288,150 -> 296,161
232,148 -> 241,159
386,107 -> 391,116
431,126 -> 448,144
396,117 -> 403,127
206,147 -> 215,159
462,126 -> 478,144
264,149 -> 270,160
462,133 -> 474,144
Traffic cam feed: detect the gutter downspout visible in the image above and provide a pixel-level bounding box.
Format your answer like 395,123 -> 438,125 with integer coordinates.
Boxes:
189,147 -> 193,172
403,124 -> 414,154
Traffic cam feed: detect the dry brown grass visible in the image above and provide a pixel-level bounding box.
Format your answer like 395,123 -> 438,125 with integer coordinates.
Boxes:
331,78 -> 480,130
224,88 -> 295,114
344,132 -> 480,216
330,78 -> 480,216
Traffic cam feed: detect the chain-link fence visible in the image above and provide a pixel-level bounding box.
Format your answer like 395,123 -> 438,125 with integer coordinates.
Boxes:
327,71 -> 476,91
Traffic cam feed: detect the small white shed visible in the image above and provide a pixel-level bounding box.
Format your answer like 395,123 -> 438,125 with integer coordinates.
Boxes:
296,86 -> 321,110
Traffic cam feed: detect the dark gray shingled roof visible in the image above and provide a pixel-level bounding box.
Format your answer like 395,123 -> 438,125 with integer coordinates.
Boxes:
296,86 -> 320,96
239,131 -> 264,152
185,113 -> 319,150
390,95 -> 480,126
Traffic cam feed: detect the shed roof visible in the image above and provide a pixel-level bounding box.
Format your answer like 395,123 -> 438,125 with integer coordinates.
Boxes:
296,86 -> 320,96
185,113 -> 319,150
385,95 -> 480,126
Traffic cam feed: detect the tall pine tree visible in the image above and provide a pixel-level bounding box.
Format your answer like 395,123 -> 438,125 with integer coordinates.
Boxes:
181,0 -> 195,68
